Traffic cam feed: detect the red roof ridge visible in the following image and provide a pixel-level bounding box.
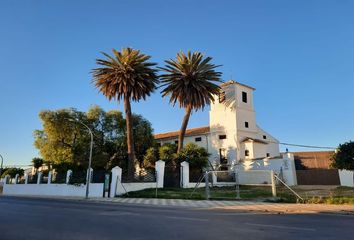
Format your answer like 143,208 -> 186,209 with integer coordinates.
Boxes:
154,126 -> 210,140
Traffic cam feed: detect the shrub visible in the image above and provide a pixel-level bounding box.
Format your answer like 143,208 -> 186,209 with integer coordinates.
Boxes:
159,143 -> 177,163
1,168 -> 24,178
176,143 -> 209,169
143,147 -> 158,169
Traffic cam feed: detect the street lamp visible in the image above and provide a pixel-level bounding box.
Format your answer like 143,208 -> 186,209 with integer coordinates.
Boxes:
67,118 -> 93,199
0,154 -> 3,178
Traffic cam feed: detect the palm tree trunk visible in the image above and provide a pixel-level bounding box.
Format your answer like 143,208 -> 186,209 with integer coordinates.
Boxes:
178,105 -> 192,153
124,97 -> 136,181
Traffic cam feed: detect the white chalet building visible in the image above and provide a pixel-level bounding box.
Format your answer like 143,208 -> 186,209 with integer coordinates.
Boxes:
155,80 -> 280,168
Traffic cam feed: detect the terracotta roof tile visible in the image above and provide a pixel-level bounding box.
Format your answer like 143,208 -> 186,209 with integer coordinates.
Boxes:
241,137 -> 268,144
154,126 -> 210,140
220,80 -> 256,90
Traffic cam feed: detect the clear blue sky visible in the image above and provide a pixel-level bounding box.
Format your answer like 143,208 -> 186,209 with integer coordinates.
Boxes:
1,0 -> 353,166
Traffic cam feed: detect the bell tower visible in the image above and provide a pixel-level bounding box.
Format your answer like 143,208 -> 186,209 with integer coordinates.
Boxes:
209,80 -> 258,164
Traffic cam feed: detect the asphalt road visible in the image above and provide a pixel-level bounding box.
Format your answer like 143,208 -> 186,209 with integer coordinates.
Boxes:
0,196 -> 353,240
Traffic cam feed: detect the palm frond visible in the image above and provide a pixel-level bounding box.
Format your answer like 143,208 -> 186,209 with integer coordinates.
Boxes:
159,51 -> 222,110
92,48 -> 159,102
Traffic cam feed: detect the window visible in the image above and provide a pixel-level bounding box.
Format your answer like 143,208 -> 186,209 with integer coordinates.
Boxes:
245,150 -> 249,157
245,122 -> 249,128
263,135 -> 267,139
174,140 -> 178,145
157,142 -> 162,147
195,137 -> 202,142
242,91 -> 248,103
219,148 -> 228,166
219,91 -> 226,103
219,135 -> 227,140
266,153 -> 270,157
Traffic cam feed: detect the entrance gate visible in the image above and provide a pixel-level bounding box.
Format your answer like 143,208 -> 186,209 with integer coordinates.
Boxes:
164,162 -> 180,187
296,169 -> 340,185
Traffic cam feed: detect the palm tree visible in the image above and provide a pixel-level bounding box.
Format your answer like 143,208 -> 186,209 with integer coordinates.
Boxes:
93,48 -> 158,180
32,157 -> 43,174
160,51 -> 222,152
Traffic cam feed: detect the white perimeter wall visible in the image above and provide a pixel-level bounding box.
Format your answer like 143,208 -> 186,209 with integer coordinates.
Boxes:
238,153 -> 297,186
237,170 -> 272,185
339,170 -> 354,187
3,183 -> 104,197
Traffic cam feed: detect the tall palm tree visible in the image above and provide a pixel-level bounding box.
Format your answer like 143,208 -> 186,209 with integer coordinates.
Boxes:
160,51 -> 222,152
92,48 -> 158,180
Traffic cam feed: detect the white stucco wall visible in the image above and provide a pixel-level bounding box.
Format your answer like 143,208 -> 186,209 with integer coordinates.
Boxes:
156,81 -> 280,166
256,126 -> 280,156
339,170 -> 354,187
158,134 -> 209,148
209,85 -> 238,165
238,153 -> 297,186
237,170 -> 272,185
3,183 -> 104,197
252,142 -> 267,159
235,110 -> 257,134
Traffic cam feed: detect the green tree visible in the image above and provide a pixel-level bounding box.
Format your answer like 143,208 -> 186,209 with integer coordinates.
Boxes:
132,114 -> 156,167
160,51 -> 222,152
331,141 -> 354,184
32,157 -> 44,173
93,48 -> 159,180
34,106 -> 155,173
176,143 -> 209,169
34,108 -> 86,170
143,147 -> 159,169
159,143 -> 177,163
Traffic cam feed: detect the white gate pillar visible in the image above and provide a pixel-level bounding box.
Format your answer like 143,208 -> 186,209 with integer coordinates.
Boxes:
24,174 -> 28,184
180,161 -> 189,188
155,160 -> 165,188
66,170 -> 72,184
47,171 -> 52,184
14,174 -> 19,184
37,172 -> 42,184
110,166 -> 122,198
3,176 -> 9,185
87,168 -> 93,183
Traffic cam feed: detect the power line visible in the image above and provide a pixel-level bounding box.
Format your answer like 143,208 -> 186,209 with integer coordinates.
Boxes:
262,139 -> 336,150
279,142 -> 336,150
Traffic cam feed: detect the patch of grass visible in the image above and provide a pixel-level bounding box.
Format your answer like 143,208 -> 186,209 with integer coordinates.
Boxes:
121,187 -> 205,200
120,185 -> 354,204
120,185 -> 298,202
304,196 -> 354,205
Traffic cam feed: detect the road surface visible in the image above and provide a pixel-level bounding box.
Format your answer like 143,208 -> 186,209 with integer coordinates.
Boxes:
0,196 -> 353,239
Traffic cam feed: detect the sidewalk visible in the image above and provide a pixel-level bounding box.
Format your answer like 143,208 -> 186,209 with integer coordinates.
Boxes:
90,197 -> 354,215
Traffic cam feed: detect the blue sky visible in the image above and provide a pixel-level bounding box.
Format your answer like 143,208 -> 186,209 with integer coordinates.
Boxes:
0,0 -> 353,166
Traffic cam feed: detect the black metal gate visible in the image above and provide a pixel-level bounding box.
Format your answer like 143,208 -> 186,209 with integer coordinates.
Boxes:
296,169 -> 340,185
164,162 -> 180,187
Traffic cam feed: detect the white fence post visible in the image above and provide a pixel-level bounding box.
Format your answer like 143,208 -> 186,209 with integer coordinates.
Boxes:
212,171 -> 217,185
66,170 -> 72,184
3,176 -> 9,185
24,174 -> 28,184
180,161 -> 189,188
271,170 -> 277,198
338,170 -> 354,187
14,174 -> 19,184
37,172 -> 42,184
155,160 -> 165,188
87,168 -> 93,183
110,166 -> 122,198
48,171 -> 52,184
283,153 -> 297,186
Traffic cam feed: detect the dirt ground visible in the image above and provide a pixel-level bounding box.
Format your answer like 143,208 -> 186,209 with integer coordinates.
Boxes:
292,185 -> 354,198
